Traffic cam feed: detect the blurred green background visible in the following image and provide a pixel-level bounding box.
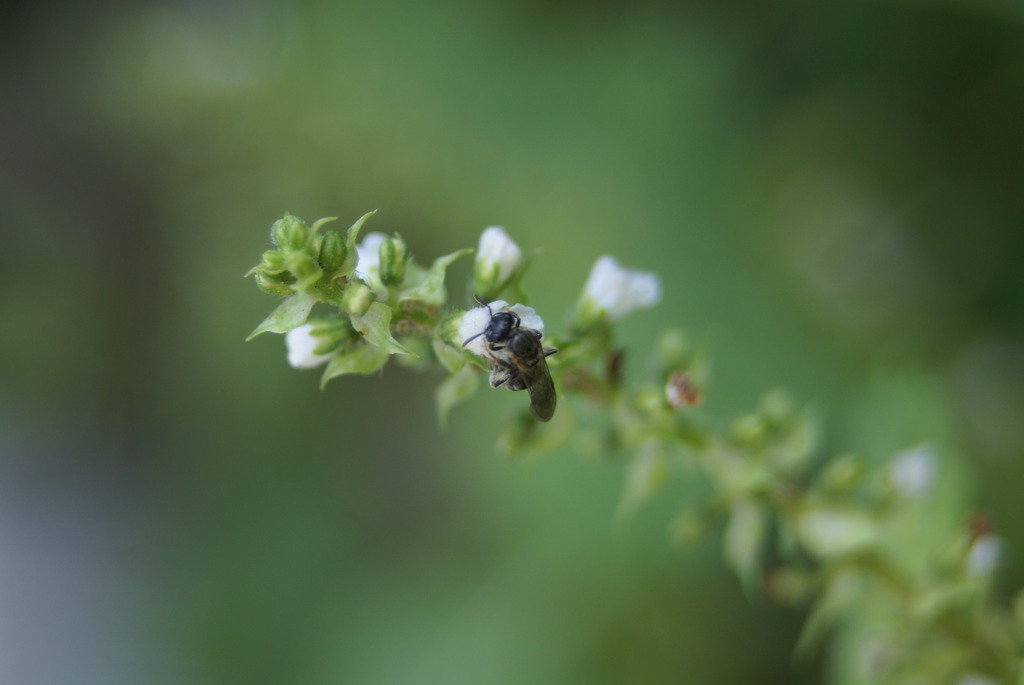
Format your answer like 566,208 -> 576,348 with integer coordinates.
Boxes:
3,1 -> 1023,683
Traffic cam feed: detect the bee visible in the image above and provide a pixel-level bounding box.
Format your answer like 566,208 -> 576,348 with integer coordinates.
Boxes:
462,298 -> 558,421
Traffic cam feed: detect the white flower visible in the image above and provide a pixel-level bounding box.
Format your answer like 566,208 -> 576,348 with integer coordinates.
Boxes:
476,226 -> 522,286
355,232 -> 387,278
285,324 -> 333,369
458,299 -> 545,356
582,255 -> 661,321
966,534 -> 1001,577
888,444 -> 936,498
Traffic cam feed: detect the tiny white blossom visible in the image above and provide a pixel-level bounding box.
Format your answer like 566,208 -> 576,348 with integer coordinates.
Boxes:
285,324 -> 333,369
355,232 -> 387,278
888,444 -> 936,498
477,226 -> 522,285
966,534 -> 1001,577
458,300 -> 545,356
582,255 -> 661,321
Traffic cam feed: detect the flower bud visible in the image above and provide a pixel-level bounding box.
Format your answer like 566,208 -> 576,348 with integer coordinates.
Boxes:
343,282 -> 374,316
283,250 -> 320,291
317,230 -> 347,275
473,226 -> 522,300
379,234 -> 409,286
254,272 -> 295,296
270,214 -> 309,251
260,249 -> 286,273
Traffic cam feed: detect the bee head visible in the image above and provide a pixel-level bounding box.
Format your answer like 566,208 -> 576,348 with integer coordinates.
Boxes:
485,310 -> 520,344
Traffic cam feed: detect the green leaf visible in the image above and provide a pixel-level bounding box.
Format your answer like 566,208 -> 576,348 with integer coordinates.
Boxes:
401,248 -> 472,306
341,210 -> 377,275
435,364 -> 480,429
351,301 -> 412,356
794,569 -> 862,656
320,344 -> 390,387
310,216 -> 338,236
724,498 -> 767,597
617,440 -> 668,517
432,338 -> 467,374
245,292 -> 316,340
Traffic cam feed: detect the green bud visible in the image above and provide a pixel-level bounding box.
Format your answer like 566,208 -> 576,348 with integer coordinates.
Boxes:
270,214 -> 309,251
255,272 -> 295,296
260,249 -> 286,273
378,238 -> 396,281
379,234 -> 409,286
317,230 -> 347,275
306,316 -> 358,355
343,282 -> 374,316
258,268 -> 294,285
283,250 -> 320,291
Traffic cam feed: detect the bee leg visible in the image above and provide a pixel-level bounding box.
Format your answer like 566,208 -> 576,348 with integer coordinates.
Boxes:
488,365 -> 516,389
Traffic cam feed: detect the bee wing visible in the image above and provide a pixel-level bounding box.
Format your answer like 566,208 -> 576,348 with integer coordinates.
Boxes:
483,327 -> 558,421
510,330 -> 556,422
524,357 -> 556,422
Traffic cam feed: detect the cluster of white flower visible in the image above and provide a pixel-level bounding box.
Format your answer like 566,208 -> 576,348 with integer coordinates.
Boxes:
459,226 -> 662,350
287,224 -> 663,368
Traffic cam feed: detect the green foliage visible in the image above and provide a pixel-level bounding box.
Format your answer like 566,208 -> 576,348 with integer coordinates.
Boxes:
246,211 -> 1023,684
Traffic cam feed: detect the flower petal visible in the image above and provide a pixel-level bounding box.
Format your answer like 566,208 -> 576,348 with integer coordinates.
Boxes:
583,255 -> 661,321
286,323 -> 333,368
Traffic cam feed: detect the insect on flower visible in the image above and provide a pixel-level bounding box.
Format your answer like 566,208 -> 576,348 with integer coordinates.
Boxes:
462,297 -> 558,421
